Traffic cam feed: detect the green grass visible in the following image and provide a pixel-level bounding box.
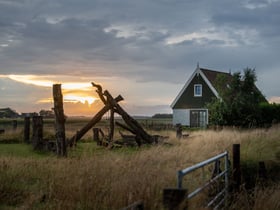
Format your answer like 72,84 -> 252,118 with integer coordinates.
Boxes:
0,120 -> 279,209
0,144 -> 53,158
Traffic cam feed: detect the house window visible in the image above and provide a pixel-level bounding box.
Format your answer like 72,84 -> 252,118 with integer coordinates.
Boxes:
194,84 -> 202,97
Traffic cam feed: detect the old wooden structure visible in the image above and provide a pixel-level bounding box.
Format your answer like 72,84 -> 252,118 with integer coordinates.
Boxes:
30,82 -> 164,155
68,82 -> 158,147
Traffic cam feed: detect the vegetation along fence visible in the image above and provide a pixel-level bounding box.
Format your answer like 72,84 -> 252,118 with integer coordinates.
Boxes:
164,151 -> 230,210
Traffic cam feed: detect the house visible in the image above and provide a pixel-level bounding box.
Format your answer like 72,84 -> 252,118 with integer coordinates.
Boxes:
170,65 -> 232,127
0,108 -> 20,118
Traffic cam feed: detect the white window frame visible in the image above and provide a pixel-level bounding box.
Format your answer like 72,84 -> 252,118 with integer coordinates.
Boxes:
194,84 -> 202,97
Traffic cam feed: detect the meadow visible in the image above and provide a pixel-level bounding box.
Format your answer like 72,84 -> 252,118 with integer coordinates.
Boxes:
0,117 -> 279,209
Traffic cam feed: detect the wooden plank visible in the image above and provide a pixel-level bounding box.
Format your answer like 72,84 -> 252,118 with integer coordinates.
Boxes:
116,121 -> 136,135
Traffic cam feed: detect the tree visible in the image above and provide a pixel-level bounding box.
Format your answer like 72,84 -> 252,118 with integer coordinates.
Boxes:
207,68 -> 268,127
39,109 -> 55,118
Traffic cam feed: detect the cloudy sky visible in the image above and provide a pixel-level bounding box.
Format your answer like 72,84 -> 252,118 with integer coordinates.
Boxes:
0,0 -> 280,116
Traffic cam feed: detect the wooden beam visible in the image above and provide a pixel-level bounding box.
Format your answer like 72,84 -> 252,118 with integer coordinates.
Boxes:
115,121 -> 136,135
108,109 -> 115,142
68,95 -> 123,146
104,90 -> 153,144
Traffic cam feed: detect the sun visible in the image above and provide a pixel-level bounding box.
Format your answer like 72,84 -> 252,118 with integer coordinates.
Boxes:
63,94 -> 97,106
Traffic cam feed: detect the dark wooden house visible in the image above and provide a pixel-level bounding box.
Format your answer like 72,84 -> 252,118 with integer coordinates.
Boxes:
171,65 -> 232,127
0,107 -> 20,118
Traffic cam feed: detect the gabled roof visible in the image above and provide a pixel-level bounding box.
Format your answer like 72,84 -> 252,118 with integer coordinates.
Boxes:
0,107 -> 20,117
200,68 -> 231,90
170,66 -> 231,108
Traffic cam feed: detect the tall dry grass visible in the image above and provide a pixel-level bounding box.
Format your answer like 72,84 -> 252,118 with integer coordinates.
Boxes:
0,125 -> 279,209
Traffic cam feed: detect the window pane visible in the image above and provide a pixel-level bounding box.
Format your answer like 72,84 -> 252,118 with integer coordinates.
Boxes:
194,84 -> 202,96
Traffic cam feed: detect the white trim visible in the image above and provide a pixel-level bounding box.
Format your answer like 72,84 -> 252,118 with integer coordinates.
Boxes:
170,66 -> 200,108
199,70 -> 219,98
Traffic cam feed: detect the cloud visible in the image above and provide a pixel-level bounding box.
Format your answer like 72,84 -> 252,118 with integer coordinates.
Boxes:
269,96 -> 280,104
0,0 -> 280,115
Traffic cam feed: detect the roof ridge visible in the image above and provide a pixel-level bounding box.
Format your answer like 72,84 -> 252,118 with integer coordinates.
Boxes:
200,68 -> 230,75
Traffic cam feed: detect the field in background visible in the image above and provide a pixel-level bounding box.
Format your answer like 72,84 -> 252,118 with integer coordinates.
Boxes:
0,117 -> 279,209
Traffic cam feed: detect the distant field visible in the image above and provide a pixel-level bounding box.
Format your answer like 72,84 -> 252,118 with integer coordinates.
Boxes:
0,118 -> 279,209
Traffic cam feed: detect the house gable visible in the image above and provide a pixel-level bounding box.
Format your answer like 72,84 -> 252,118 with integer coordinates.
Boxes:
0,107 -> 19,118
171,66 -> 221,109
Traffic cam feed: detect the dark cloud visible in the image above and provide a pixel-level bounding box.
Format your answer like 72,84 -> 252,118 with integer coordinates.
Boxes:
0,0 -> 279,113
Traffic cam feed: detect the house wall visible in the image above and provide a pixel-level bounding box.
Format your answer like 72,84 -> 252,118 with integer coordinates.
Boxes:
172,109 -> 190,126
172,73 -> 216,109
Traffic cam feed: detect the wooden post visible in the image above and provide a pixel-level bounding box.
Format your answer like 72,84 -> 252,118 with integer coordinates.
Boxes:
53,84 -> 67,157
93,127 -> 102,145
68,95 -> 123,146
32,116 -> 43,150
12,120 -> 17,131
93,128 -> 100,142
24,117 -> 30,143
176,124 -> 182,139
232,144 -> 241,191
108,109 -> 115,142
104,90 -> 153,144
163,188 -> 188,210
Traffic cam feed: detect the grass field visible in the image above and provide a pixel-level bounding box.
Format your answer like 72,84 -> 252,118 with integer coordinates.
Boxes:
0,118 -> 279,209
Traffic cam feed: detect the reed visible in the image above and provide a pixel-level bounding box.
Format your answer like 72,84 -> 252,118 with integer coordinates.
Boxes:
0,124 -> 279,209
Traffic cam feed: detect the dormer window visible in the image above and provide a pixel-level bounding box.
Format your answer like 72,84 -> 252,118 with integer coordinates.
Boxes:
194,84 -> 202,97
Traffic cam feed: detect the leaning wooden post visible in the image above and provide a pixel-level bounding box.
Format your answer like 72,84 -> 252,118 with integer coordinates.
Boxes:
24,117 -> 30,143
108,109 -> 115,142
68,95 -> 123,146
103,90 -> 153,144
232,144 -> 241,191
53,84 -> 67,157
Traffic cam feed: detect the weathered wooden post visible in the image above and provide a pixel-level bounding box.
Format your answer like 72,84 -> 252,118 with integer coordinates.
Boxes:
12,120 -> 17,131
32,116 -> 43,150
163,188 -> 188,210
232,144 -> 241,191
176,124 -> 182,139
53,84 -> 67,157
68,95 -> 123,146
108,109 -> 115,142
93,128 -> 99,141
24,117 -> 30,143
93,127 -> 101,146
104,90 -> 154,144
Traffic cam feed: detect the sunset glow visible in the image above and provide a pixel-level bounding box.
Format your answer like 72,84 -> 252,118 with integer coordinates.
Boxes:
64,95 -> 96,105
2,74 -> 97,105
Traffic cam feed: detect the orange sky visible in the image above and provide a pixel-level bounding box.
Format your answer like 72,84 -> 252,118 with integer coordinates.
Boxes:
0,74 -> 175,116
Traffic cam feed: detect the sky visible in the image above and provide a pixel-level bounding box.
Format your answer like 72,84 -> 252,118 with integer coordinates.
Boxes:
0,0 -> 280,116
